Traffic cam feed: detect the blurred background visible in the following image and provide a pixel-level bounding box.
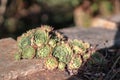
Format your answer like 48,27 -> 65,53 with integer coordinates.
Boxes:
0,0 -> 120,39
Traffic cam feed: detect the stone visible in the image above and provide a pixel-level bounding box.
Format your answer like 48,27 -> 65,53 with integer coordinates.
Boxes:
59,27 -> 120,49
16,70 -> 69,80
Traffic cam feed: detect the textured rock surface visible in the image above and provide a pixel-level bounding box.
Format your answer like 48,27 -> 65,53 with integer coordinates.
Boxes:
0,27 -> 120,80
60,27 -> 120,49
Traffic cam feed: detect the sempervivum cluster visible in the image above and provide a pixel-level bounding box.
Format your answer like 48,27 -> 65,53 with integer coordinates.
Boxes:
15,25 -> 94,74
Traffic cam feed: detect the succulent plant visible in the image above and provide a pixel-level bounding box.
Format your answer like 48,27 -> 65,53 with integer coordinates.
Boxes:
70,39 -> 89,55
40,25 -> 53,32
34,29 -> 49,47
22,46 -> 35,59
14,52 -> 21,60
15,25 -> 94,75
48,39 -> 57,48
18,36 -> 31,49
71,40 -> 85,50
88,52 -> 107,65
44,56 -> 58,70
68,55 -> 82,70
83,53 -> 90,61
37,45 -> 51,58
58,62 -> 66,71
54,31 -> 65,41
17,29 -> 35,49
83,42 -> 90,49
53,42 -> 73,64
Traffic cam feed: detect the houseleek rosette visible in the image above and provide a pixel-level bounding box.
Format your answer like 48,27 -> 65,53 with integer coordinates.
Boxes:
14,52 -> 22,60
34,29 -> 49,46
53,42 -> 73,64
22,46 -> 35,59
18,36 -> 31,49
70,39 -> 90,55
68,55 -> 82,70
58,62 -> 66,71
48,39 -> 57,48
37,45 -> 51,58
44,56 -> 58,70
18,29 -> 35,49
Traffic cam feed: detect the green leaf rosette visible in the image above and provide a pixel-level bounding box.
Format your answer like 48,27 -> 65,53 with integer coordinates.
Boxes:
22,46 -> 35,59
70,39 -> 89,55
44,56 -> 58,70
18,36 -> 31,49
68,55 -> 82,70
34,29 -> 49,47
37,45 -> 51,58
14,52 -> 21,60
58,62 -> 66,71
53,42 -> 73,64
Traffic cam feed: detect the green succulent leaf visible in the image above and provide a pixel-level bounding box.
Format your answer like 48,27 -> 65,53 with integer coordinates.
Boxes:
37,45 -> 51,58
14,52 -> 21,60
22,46 -> 35,59
68,55 -> 82,70
18,36 -> 31,49
48,39 -> 57,48
58,62 -> 66,71
53,43 -> 72,64
34,29 -> 49,46
72,45 -> 83,54
71,40 -> 85,50
83,53 -> 91,61
70,39 -> 89,55
45,57 -> 58,70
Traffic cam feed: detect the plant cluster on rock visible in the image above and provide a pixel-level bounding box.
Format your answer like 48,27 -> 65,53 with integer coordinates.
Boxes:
15,25 -> 94,74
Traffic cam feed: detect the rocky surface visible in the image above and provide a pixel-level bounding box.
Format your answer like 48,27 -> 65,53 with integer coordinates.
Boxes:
0,27 -> 120,80
60,27 -> 120,49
